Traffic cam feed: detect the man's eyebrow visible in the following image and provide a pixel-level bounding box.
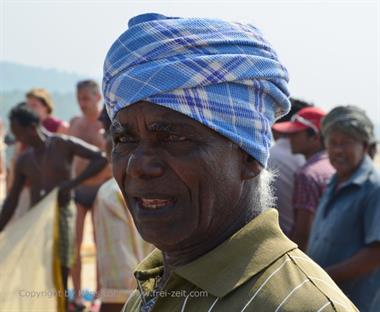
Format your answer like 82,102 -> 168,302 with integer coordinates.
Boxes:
110,120 -> 132,134
148,122 -> 197,134
148,122 -> 175,132
109,120 -> 198,135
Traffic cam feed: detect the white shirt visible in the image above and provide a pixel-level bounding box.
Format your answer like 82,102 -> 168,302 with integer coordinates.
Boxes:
268,138 -> 305,235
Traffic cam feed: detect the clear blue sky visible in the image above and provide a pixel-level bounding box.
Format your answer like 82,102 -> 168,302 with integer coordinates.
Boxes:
1,0 -> 379,124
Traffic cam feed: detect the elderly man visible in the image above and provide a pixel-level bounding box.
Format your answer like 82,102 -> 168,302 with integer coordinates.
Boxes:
307,106 -> 380,311
94,107 -> 153,312
103,13 -> 357,311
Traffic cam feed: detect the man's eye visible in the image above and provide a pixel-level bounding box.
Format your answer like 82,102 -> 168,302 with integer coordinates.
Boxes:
163,134 -> 188,142
115,135 -> 137,144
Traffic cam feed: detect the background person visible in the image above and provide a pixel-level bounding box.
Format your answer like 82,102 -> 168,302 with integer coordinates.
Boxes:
5,102 -> 35,222
307,105 -> 380,311
0,105 -> 108,309
268,98 -> 310,235
272,107 -> 335,251
7,90 -> 70,221
26,88 -> 69,134
69,80 -> 112,311
0,119 -> 5,203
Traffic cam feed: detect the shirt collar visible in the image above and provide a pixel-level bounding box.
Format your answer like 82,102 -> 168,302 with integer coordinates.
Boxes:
305,150 -> 327,165
329,155 -> 373,190
275,137 -> 290,147
349,155 -> 373,185
133,209 -> 297,298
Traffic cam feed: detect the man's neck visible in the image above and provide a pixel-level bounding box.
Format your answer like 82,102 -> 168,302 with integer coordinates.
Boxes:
84,110 -> 100,122
30,128 -> 48,149
152,185 -> 258,288
162,210 -> 252,269
304,147 -> 323,160
336,157 -> 365,184
40,112 -> 50,121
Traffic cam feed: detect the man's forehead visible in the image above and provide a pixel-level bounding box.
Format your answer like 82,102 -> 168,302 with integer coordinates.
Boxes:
10,119 -> 22,128
113,102 -> 204,130
111,101 -> 240,147
10,120 -> 29,134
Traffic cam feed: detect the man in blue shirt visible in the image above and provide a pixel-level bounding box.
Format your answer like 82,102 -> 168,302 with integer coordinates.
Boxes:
308,106 -> 380,311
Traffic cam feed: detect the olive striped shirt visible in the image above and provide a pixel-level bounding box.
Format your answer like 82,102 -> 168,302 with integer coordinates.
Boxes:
123,209 -> 358,311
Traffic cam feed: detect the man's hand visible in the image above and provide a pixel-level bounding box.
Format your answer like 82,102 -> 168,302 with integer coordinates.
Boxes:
290,209 -> 315,252
58,180 -> 76,207
325,244 -> 380,284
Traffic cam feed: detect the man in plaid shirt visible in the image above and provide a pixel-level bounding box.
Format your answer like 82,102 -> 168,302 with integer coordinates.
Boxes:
273,107 -> 335,251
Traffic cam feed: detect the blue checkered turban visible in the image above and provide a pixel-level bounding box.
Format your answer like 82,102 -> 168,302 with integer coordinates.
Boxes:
103,13 -> 290,167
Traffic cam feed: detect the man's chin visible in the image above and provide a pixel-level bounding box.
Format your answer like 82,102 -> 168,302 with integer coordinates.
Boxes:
126,195 -> 197,249
135,221 -> 192,250
140,231 -> 186,251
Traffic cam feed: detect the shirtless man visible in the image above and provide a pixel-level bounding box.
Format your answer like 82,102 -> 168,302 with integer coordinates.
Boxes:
69,80 -> 112,310
7,90 -> 70,215
0,105 -> 108,309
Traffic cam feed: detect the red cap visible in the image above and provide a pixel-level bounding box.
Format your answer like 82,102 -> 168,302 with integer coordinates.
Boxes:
272,107 -> 326,134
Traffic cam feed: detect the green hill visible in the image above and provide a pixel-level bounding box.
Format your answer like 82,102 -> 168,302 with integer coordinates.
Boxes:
0,90 -> 79,125
0,61 -> 88,93
0,61 -> 99,126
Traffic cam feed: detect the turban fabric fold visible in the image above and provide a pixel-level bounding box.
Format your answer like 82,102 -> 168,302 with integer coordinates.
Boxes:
103,13 -> 291,166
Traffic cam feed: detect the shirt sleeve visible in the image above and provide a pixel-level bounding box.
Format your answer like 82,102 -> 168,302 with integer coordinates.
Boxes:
293,171 -> 322,213
363,185 -> 380,245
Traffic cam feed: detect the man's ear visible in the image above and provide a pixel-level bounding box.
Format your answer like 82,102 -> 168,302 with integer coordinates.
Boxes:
310,133 -> 323,149
241,153 -> 263,180
96,93 -> 102,102
30,124 -> 39,136
362,142 -> 369,154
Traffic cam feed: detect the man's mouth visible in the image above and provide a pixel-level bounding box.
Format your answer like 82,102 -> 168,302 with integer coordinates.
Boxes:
136,197 -> 176,210
331,157 -> 346,165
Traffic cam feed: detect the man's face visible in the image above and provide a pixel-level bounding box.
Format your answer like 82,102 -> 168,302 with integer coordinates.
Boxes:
26,96 -> 48,120
10,120 -> 35,145
111,101 -> 247,251
288,130 -> 311,155
325,131 -> 367,181
77,88 -> 100,115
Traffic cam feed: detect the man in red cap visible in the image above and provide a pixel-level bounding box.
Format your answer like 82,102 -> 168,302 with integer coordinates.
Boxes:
272,107 -> 335,251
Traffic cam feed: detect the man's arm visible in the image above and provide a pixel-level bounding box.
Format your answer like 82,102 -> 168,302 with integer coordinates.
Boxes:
57,121 -> 70,135
66,136 -> 108,187
290,209 -> 314,251
0,157 -> 26,231
326,243 -> 380,283
290,171 -> 320,251
327,185 -> 380,284
68,117 -> 80,136
58,136 -> 108,206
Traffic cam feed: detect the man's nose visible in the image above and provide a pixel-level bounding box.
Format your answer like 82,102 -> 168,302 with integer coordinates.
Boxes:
126,144 -> 165,179
329,145 -> 348,159
329,143 -> 344,154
